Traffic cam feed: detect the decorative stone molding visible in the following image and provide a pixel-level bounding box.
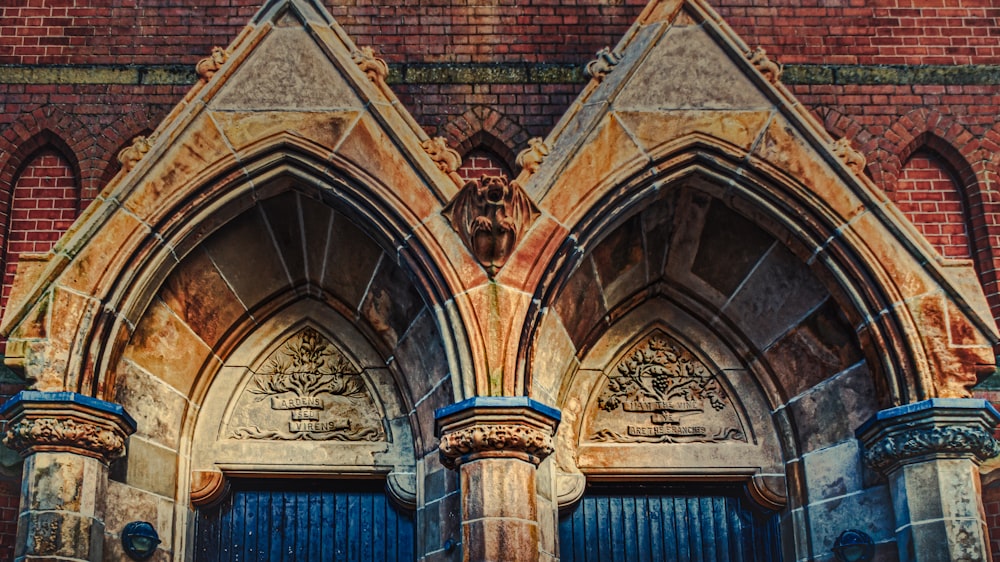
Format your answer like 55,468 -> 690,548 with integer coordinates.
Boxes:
191,469 -> 230,507
857,398 -> 1000,475
584,46 -> 623,83
515,137 -> 549,177
832,137 -> 867,175
746,46 -> 782,84
421,137 -> 464,186
352,46 -> 389,83
442,174 -> 539,276
196,46 -> 229,81
0,391 -> 136,464
435,397 -> 560,469
117,134 -> 156,173
863,425 -> 1000,474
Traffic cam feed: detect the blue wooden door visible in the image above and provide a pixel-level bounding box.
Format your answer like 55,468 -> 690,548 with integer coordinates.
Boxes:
194,479 -> 415,562
559,484 -> 782,562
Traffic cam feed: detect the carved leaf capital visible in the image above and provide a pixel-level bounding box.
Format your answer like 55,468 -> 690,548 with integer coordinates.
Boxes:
863,425 -> 1000,474
438,422 -> 555,469
4,417 -> 129,463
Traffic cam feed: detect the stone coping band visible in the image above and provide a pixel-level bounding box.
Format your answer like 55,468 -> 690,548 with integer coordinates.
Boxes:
856,398 -> 1000,437
4,63 -> 1000,86
0,390 -> 137,431
434,396 -> 561,423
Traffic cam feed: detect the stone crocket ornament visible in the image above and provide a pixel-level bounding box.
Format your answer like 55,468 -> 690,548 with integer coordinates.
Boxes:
443,175 -> 539,277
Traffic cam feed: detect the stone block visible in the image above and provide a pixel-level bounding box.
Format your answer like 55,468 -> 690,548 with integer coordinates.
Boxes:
122,299 -> 214,396
322,210 -> 384,309
463,518 -> 539,562
17,510 -> 103,560
460,458 -> 536,521
690,198 -> 774,298
764,298 -> 863,401
360,258 -> 427,352
120,437 -> 177,499
114,361 -> 187,450
552,257 -> 607,349
802,439 -> 864,503
788,363 -> 878,453
806,484 -> 894,559
393,309 -> 448,404
725,242 -> 828,350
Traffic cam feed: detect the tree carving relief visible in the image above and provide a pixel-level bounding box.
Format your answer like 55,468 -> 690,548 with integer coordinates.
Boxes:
443,174 -> 539,276
226,327 -> 384,441
588,335 -> 746,444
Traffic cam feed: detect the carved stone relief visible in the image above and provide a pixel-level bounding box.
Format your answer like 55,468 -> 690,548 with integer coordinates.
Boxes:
746,46 -> 782,84
225,327 -> 384,442
443,174 -> 539,276
832,137 -> 866,175
117,134 -> 156,173
584,46 -> 623,83
587,335 -> 746,444
352,45 -> 389,83
196,46 -> 229,82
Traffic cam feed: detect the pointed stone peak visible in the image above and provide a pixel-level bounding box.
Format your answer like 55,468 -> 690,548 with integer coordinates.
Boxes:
252,0 -> 334,27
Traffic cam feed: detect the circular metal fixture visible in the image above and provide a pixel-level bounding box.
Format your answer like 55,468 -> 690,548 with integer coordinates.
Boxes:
121,521 -> 160,560
832,529 -> 875,562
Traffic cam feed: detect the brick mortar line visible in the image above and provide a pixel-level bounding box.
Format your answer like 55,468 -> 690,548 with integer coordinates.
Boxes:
1,63 -> 1000,86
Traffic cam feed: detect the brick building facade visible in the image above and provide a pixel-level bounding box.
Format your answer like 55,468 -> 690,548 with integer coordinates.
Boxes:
1,0 -> 1000,560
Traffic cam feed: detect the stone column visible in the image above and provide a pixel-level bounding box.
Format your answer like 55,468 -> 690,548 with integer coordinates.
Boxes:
436,397 -> 560,562
857,398 -> 999,562
0,391 -> 136,562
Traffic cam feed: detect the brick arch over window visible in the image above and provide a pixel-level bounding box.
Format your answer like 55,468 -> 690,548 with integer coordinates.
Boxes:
2,144 -> 80,312
893,147 -> 972,260
440,106 -> 528,173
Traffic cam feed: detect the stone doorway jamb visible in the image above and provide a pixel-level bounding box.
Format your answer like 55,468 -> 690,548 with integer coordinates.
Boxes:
436,397 -> 560,562
857,398 -> 1000,562
1,391 -> 136,562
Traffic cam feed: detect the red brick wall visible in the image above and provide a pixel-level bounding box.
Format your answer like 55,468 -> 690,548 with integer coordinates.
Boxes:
890,149 -> 972,260
457,149 -> 513,182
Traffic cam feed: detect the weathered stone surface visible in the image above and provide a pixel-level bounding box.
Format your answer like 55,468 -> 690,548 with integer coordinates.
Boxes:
806,483 -> 894,560
460,458 -> 536,521
617,25 -> 771,111
724,242 -> 829,349
589,213 -> 646,309
201,205 -> 290,311
360,258 -> 427,352
123,299 -> 214,396
690,198 -> 775,297
616,110 -> 772,154
788,363 -> 878,453
210,110 -> 357,152
763,298 -> 863,401
114,361 -> 187,450
322,211 -> 384,308
159,247 -> 246,351
394,309 -> 448,404
210,27 -> 363,110
553,258 -> 608,349
802,439 -> 864,503
119,436 -> 177,498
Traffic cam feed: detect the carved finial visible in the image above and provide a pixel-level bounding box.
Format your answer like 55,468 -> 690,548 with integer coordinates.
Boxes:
832,137 -> 867,175
421,137 -> 464,185
584,46 -> 623,83
196,46 -> 229,82
747,47 -> 782,84
516,137 -> 549,177
352,46 -> 389,83
117,134 -> 156,173
442,175 -> 540,277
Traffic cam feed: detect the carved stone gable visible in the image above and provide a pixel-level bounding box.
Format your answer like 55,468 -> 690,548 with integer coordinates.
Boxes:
588,334 -> 746,444
225,327 -> 385,441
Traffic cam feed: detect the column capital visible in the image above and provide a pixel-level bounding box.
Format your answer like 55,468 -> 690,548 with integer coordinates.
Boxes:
435,397 -> 560,470
857,398 -> 1000,475
1,391 -> 137,464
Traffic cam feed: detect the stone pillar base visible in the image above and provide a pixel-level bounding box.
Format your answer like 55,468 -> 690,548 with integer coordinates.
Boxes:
436,397 -> 560,562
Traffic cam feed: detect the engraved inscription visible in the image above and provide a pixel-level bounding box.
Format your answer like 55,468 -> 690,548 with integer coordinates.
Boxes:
589,335 -> 746,444
227,327 -> 385,441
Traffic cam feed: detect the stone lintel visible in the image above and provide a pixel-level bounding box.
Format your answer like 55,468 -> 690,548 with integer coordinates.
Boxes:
857,398 -> 1000,475
435,397 -> 560,469
1,391 -> 137,464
